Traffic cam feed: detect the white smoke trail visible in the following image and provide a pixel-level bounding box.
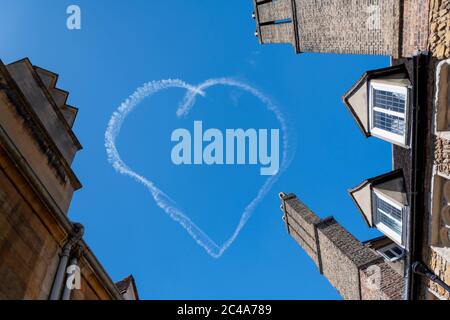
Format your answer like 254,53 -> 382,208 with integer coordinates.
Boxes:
105,78 -> 295,258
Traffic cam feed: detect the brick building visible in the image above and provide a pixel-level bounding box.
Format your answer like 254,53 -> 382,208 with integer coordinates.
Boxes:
0,58 -> 138,300
253,1 -> 450,299
252,0 -> 429,57
279,193 -> 405,300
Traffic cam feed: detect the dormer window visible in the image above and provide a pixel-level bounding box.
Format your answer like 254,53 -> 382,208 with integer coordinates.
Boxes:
349,170 -> 408,247
369,82 -> 408,146
342,64 -> 412,148
373,190 -> 404,245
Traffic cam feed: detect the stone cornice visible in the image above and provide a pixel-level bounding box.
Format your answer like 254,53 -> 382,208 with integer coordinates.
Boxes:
12,58 -> 82,150
0,60 -> 81,189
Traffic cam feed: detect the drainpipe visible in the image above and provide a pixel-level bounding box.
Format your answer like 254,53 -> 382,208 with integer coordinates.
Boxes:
406,53 -> 427,300
412,261 -> 450,294
61,245 -> 84,300
404,54 -> 419,300
49,223 -> 84,300
61,257 -> 77,300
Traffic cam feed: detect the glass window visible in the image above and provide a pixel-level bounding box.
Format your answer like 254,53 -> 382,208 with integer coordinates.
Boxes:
369,82 -> 408,145
373,89 -> 406,113
373,111 -> 405,136
377,243 -> 404,262
373,192 -> 403,244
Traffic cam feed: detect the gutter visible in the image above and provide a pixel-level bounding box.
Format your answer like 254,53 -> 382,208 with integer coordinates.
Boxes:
406,53 -> 427,300
81,241 -> 124,300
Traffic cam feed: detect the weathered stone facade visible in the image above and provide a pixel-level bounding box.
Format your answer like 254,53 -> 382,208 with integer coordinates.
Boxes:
426,249 -> 450,299
434,137 -> 450,175
429,0 -> 450,59
0,58 -> 136,300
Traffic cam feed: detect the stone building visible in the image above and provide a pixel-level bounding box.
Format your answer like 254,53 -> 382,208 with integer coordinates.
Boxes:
255,0 -> 450,300
0,58 -> 138,300
251,0 -> 429,57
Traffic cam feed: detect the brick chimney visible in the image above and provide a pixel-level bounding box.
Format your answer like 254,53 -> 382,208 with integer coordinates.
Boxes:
279,193 -> 404,300
252,0 -> 401,57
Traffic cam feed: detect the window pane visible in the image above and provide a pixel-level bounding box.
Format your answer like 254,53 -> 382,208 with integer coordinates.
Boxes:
378,212 -> 402,234
384,250 -> 395,259
374,89 -> 406,113
376,197 -> 402,221
373,111 -> 405,135
376,196 -> 402,235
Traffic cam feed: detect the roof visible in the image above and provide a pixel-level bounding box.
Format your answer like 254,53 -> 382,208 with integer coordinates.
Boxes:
115,275 -> 139,300
348,169 -> 405,227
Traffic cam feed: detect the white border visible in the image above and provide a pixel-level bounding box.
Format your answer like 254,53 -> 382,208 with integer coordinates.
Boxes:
373,190 -> 404,245
369,81 -> 409,146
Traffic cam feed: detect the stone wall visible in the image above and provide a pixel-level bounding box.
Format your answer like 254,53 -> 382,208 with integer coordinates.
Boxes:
0,59 -> 125,300
0,166 -> 60,299
424,249 -> 450,299
429,0 -> 450,58
423,58 -> 450,299
434,137 -> 450,175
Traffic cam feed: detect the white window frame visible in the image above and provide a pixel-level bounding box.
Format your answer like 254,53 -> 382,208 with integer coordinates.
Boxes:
369,81 -> 409,146
372,190 -> 404,245
377,243 -> 404,262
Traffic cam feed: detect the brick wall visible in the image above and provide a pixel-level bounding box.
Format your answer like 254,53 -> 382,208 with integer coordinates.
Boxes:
360,260 -> 405,300
295,0 -> 401,56
402,0 -> 430,57
281,194 -> 404,300
284,196 -> 321,268
316,218 -> 380,300
253,0 -> 402,56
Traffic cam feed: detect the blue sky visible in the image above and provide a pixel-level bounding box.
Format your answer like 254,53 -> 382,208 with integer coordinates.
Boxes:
1,1 -> 392,299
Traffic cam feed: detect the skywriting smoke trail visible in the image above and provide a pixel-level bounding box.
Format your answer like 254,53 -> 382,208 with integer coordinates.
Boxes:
105,78 -> 295,258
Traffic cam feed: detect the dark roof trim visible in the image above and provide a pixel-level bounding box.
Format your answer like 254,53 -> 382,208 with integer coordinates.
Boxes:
115,274 -> 139,300
253,0 -> 263,45
362,235 -> 389,246
348,169 -> 405,227
290,0 -> 301,54
409,54 -> 428,300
